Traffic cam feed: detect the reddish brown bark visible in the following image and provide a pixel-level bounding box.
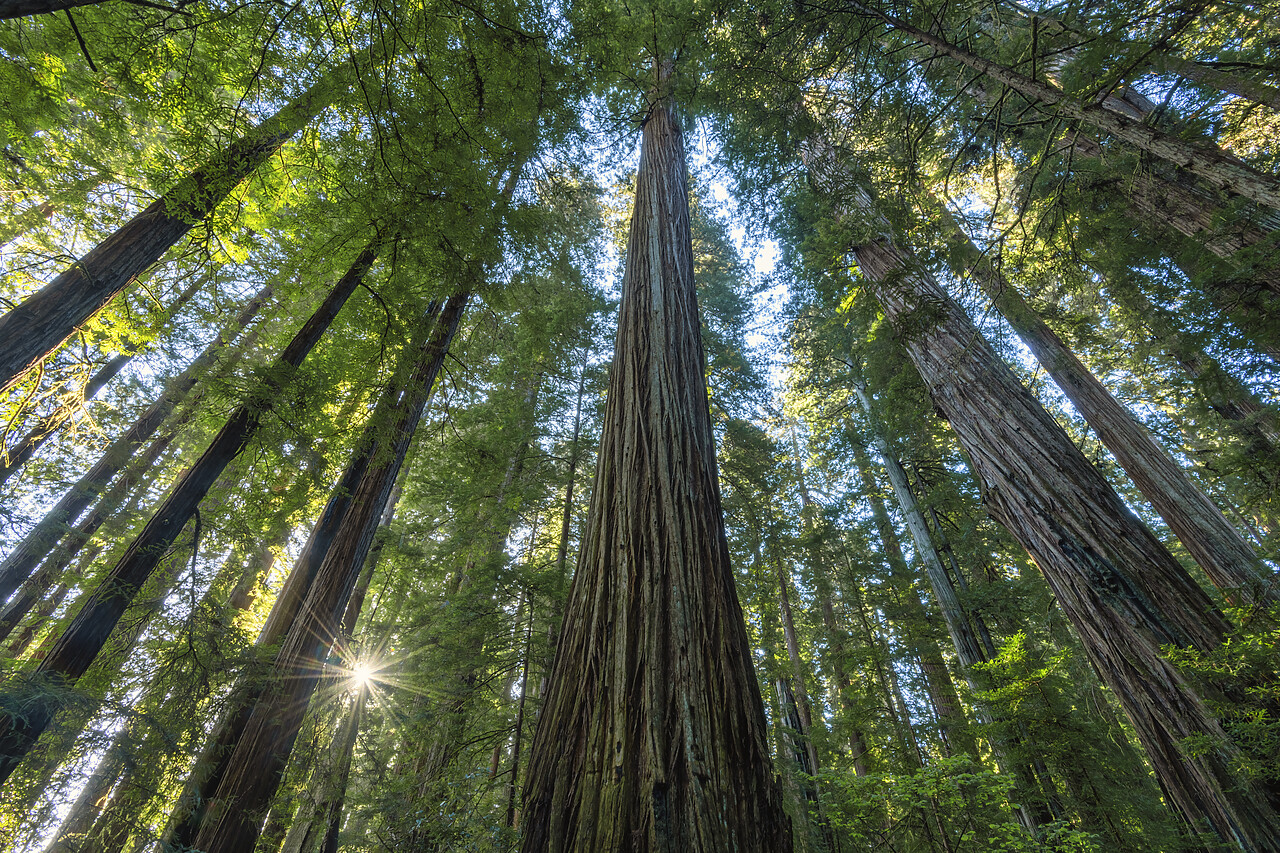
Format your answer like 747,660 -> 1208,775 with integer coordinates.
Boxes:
519,83 -> 789,852
931,201 -> 1275,604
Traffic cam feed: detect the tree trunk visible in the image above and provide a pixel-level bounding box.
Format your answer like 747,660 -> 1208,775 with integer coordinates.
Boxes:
823,166 -> 1280,847
848,440 -> 974,755
161,303 -> 446,852
931,202 -> 1274,603
0,68 -> 351,394
0,279 -> 275,601
0,272 -> 204,489
790,442 -> 873,777
189,293 -> 465,852
0,242 -> 379,785
518,75 -> 790,853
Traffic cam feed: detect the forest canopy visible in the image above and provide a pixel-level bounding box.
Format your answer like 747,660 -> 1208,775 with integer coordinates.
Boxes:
0,0 -> 1278,850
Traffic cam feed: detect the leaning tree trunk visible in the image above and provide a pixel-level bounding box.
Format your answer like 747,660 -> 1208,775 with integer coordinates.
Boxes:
0,63 -> 359,394
0,242 -> 379,785
928,200 -> 1274,604
161,302 -> 447,853
189,293 -> 465,853
0,272 -> 205,489
817,160 -> 1280,847
848,439 -> 974,754
0,279 -> 275,600
518,74 -> 790,853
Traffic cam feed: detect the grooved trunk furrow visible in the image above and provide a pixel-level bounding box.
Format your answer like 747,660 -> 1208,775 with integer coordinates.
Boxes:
520,91 -> 788,853
850,230 -> 1280,850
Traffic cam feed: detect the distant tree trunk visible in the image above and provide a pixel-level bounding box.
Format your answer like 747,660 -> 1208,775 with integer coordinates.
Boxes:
80,525 -> 298,853
518,74 -> 790,852
538,359 -> 589,699
0,242 -> 379,785
848,440 -> 974,755
848,2 -> 1280,212
279,684 -> 368,853
161,302 -> 447,851
776,562 -> 824,784
930,201 -> 1274,604
0,273 -> 204,488
0,279 -> 275,600
789,434 -> 873,777
506,603 -> 536,828
0,68 -> 353,394
189,293 -> 466,852
817,157 -> 1280,846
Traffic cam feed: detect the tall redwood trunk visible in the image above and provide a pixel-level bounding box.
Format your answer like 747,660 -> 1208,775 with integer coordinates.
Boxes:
0,242 -> 379,784
518,78 -> 789,852
816,161 -> 1280,846
0,69 -> 350,394
190,293 -> 465,852
0,280 -> 275,600
929,201 -> 1273,604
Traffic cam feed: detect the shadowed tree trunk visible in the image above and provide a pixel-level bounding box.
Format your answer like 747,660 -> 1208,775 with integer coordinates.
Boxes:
518,71 -> 790,852
847,439 -> 974,755
0,241 -> 379,785
189,293 -> 466,852
160,298 -> 447,851
808,137 -> 1280,847
0,272 -> 204,489
0,66 -> 359,394
927,197 -> 1275,604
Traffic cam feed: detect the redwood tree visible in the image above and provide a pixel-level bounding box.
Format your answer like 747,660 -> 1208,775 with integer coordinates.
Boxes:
519,69 -> 791,852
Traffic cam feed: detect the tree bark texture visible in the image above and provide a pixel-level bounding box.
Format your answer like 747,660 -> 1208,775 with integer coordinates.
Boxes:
0,70 -> 345,394
831,179 -> 1280,848
518,90 -> 790,853
932,202 -> 1275,604
190,293 -> 465,852
0,243 -> 378,785
0,279 -> 275,601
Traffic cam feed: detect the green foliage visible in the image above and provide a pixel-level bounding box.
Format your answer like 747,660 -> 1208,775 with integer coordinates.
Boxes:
821,756 -> 1100,853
